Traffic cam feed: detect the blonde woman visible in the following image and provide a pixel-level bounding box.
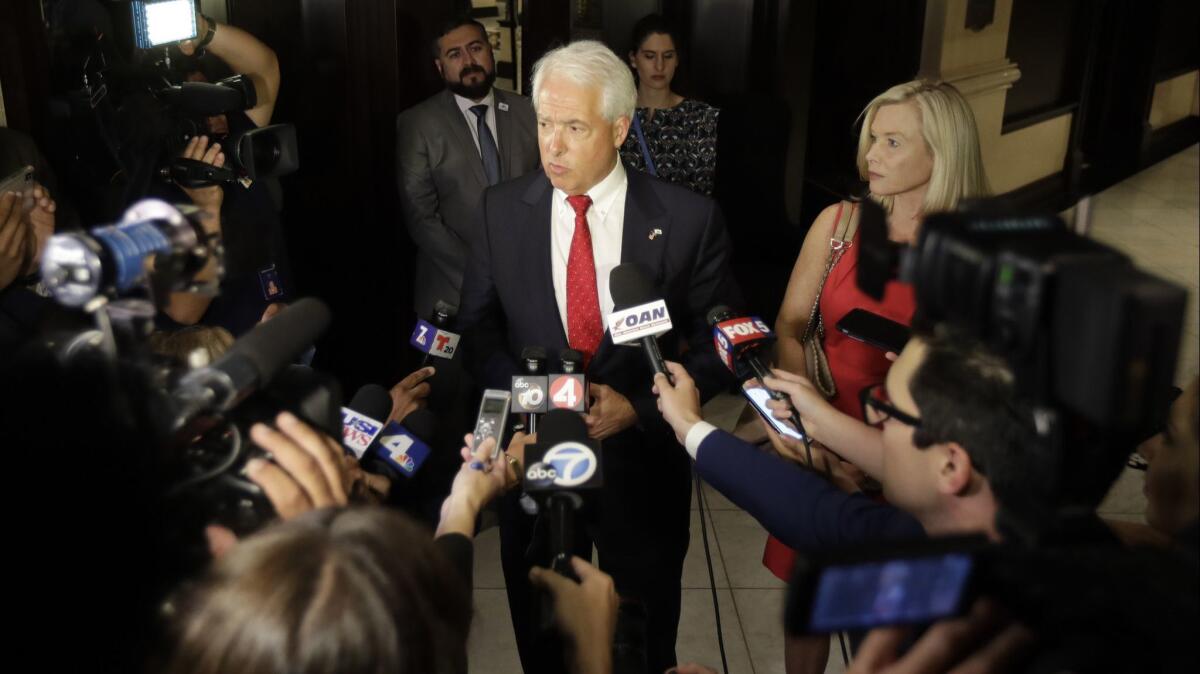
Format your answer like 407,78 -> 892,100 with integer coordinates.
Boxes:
765,80 -> 991,582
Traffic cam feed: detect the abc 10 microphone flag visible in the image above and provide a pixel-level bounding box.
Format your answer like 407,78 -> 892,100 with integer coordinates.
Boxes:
513,373 -> 588,413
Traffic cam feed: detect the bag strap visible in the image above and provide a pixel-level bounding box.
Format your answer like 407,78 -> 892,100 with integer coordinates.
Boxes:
631,112 -> 658,176
800,201 -> 856,343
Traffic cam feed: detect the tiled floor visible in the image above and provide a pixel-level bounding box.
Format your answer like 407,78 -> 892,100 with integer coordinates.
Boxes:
466,145 -> 1199,673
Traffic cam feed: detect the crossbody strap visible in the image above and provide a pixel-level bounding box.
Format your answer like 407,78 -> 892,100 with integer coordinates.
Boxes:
801,201 -> 856,342
631,112 -> 658,176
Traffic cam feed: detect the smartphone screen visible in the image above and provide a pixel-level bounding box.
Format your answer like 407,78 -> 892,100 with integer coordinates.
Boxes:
808,553 -> 973,632
132,0 -> 198,49
744,386 -> 805,441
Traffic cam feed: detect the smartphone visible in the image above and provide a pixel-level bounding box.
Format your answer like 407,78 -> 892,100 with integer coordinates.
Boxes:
472,389 -> 511,460
0,165 -> 34,197
132,0 -> 198,49
744,386 -> 806,442
836,308 -> 910,354
786,536 -> 987,635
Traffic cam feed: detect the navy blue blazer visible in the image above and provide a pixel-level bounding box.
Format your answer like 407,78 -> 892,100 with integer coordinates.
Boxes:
458,167 -> 743,441
696,429 -> 925,550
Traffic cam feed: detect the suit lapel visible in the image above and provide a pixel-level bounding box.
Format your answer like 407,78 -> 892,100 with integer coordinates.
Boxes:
440,89 -> 488,189
495,90 -> 517,182
619,170 -> 670,282
591,169 -> 670,367
521,176 -> 569,351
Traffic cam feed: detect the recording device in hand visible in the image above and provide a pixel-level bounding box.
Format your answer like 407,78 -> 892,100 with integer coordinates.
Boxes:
410,300 -> 462,367
340,384 -> 391,459
472,389 -> 511,461
836,308 -> 911,354
745,385 -> 806,442
709,305 -> 812,453
609,263 -> 672,378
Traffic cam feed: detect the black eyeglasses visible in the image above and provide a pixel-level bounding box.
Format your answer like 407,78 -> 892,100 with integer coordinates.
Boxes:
860,384 -> 922,429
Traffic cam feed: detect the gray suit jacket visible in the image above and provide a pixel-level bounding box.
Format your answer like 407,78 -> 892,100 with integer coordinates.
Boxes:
396,88 -> 539,317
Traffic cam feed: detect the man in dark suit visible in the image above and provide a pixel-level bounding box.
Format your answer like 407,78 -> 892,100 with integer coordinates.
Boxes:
397,16 -> 539,318
458,40 -> 742,674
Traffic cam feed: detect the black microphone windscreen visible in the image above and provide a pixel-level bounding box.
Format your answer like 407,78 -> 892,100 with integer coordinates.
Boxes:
560,348 -> 584,371
609,263 -> 658,310
219,297 -> 331,386
539,409 -> 589,446
349,384 -> 392,422
400,408 -> 437,444
706,305 -> 736,326
521,346 -> 548,374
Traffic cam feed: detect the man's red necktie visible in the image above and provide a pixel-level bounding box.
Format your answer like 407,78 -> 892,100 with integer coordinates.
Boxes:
565,194 -> 603,363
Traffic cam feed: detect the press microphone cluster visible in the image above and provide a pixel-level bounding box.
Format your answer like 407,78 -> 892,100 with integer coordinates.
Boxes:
512,347 -> 589,434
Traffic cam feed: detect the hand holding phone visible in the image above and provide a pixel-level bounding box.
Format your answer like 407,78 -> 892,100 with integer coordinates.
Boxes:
744,385 -> 806,442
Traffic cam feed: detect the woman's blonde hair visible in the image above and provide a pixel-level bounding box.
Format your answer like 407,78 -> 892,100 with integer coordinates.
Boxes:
856,80 -> 991,214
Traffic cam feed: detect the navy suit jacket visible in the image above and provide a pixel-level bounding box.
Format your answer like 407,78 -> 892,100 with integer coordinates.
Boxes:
696,429 -> 925,550
458,167 -> 743,446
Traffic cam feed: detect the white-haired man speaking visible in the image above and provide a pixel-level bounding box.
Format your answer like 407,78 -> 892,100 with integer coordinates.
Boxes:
458,40 -> 742,674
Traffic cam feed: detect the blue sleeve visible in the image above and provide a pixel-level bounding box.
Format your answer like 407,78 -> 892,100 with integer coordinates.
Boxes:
696,430 -> 924,549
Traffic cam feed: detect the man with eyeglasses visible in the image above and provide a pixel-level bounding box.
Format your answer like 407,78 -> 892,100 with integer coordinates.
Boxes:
652,326 -> 1036,548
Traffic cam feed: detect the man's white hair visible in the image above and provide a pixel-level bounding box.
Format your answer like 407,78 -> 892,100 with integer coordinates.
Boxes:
530,40 -> 636,124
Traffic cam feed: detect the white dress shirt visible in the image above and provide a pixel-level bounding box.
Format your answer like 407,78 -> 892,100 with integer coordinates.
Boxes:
551,159 -> 628,336
453,90 -> 499,157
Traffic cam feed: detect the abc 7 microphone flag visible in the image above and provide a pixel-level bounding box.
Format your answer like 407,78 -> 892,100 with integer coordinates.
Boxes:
525,441 -> 600,489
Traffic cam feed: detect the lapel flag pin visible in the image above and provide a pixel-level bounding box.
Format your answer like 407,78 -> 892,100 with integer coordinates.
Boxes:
498,101 -> 510,112
649,228 -> 663,240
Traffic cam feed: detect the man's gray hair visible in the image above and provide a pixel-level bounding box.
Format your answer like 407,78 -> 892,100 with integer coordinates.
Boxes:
530,40 -> 636,124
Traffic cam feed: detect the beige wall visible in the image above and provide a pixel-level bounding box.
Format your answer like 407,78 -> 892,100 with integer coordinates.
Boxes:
1149,69 -> 1200,130
920,0 -> 1072,194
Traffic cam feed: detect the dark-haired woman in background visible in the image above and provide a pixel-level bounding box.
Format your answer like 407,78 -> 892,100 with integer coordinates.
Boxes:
619,14 -> 719,196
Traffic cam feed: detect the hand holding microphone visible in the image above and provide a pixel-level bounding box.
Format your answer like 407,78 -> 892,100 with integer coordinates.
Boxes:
652,361 -> 704,446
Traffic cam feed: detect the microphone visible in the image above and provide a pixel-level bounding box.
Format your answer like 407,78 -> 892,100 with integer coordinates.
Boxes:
708,305 -> 813,462
524,409 -> 603,608
368,408 -> 436,479
513,346 -> 549,432
172,298 -> 332,429
340,384 -> 391,459
609,263 -> 671,379
707,306 -> 778,382
410,300 -> 462,366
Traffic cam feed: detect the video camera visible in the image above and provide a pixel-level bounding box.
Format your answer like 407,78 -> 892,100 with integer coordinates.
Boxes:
51,1 -> 299,215
857,199 -> 1185,518
782,198 -> 1195,669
